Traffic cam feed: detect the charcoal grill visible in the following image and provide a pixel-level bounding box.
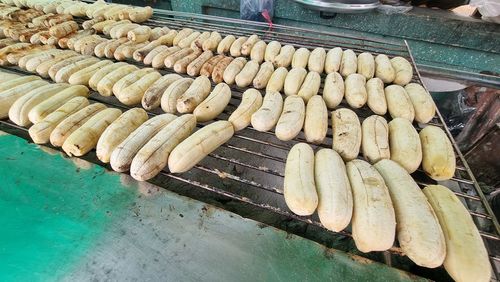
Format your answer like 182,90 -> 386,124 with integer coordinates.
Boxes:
1,7 -> 498,280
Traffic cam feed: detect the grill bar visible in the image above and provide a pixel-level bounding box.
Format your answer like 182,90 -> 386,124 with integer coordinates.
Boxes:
208,153 -> 285,177
194,164 -> 282,194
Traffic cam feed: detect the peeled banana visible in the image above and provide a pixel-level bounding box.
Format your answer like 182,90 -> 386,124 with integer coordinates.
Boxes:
96,108 -> 148,163
130,114 -> 197,181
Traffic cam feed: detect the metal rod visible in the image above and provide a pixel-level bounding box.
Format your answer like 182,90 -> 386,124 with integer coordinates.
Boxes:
208,153 -> 285,177
194,164 -> 283,194
2,7 -> 500,276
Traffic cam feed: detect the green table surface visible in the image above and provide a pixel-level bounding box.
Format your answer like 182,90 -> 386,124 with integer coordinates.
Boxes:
0,131 -> 424,281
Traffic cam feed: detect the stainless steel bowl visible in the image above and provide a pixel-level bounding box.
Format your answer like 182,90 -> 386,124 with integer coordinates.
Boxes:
294,0 -> 380,13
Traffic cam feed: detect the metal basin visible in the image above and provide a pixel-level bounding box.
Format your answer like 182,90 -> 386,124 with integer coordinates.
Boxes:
293,0 -> 380,13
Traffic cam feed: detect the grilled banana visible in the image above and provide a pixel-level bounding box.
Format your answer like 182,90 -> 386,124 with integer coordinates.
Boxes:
28,85 -> 89,124
388,117 -> 422,173
374,159 -> 446,268
110,114 -> 177,172
251,91 -> 283,132
292,48 -> 310,69
385,84 -> 415,122
340,49 -> 357,77
235,60 -> 259,88
366,77 -> 387,115
273,45 -> 295,68
62,108 -> 122,157
308,47 -> 326,73
264,41 -> 281,63
405,83 -> 435,124
332,108 -> 362,161
0,79 -> 48,118
50,103 -> 107,147
54,57 -> 100,83
96,64 -> 139,97
265,67 -> 288,93
168,120 -> 234,173
193,83 -> 231,122
161,78 -> 193,114
216,35 -> 236,54
357,52 -> 375,80
297,71 -> 321,102
9,83 -> 70,126
315,148 -> 352,231
116,71 -> 162,106
229,36 -> 247,57
29,97 -> 89,144
361,115 -> 390,164
275,96 -> 305,141
96,108 -> 148,163
390,56 -> 413,86
419,125 -> 455,181
130,114 -> 197,181
304,95 -> 327,144
375,54 -> 395,83
323,72 -> 344,109
346,159 -> 395,252
36,53 -> 79,78
0,75 -> 41,92
186,50 -> 213,77
141,74 -> 182,110
344,73 -> 367,109
68,60 -> 113,86
253,61 -> 274,89
423,184 -> 490,281
228,88 -> 263,131
325,47 -> 342,74
284,143 -> 318,216
176,76 -> 211,114
88,62 -> 128,91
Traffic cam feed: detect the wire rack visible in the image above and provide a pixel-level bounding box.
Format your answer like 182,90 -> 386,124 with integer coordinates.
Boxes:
2,6 -> 500,280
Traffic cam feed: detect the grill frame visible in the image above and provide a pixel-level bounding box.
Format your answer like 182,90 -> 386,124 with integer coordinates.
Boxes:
2,5 -> 500,279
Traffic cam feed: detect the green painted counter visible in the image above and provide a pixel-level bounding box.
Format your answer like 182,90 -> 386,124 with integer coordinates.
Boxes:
0,131 -> 424,281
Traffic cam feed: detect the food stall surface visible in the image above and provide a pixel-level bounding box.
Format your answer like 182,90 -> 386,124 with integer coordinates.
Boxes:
0,1 -> 497,280
0,131 -> 422,281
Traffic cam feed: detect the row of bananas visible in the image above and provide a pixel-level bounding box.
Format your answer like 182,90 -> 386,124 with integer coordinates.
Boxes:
0,44 -> 454,181
0,0 -> 152,23
284,143 -> 490,281
0,2 -> 434,123
0,70 -> 234,181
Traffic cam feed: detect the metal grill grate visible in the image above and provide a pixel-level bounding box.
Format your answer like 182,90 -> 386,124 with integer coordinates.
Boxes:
2,6 -> 499,279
